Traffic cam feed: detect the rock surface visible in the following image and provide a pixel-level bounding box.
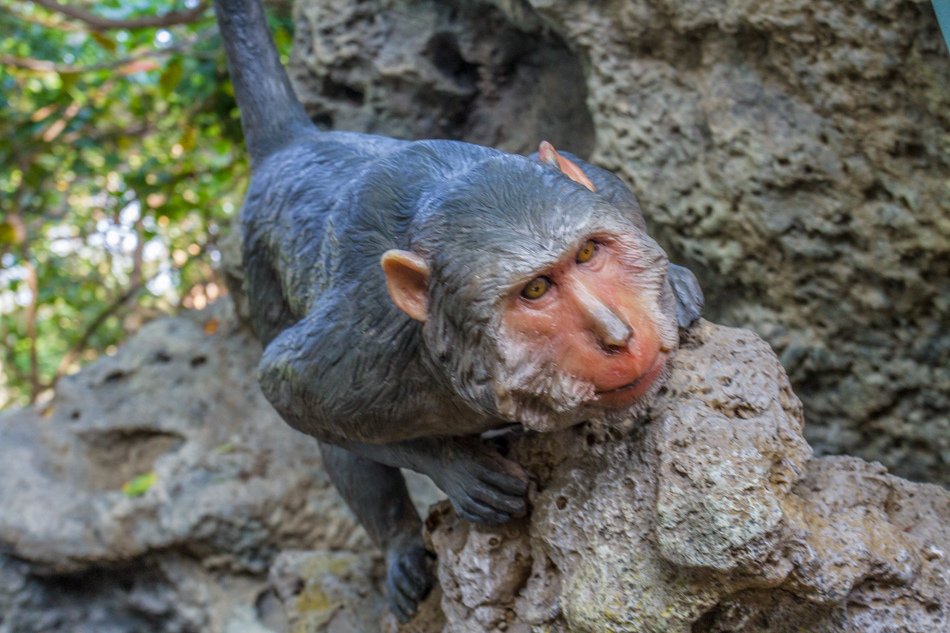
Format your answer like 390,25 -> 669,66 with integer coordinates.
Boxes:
0,300 -> 437,633
423,321 -> 949,633
289,0 -> 950,484
1,304 -> 946,632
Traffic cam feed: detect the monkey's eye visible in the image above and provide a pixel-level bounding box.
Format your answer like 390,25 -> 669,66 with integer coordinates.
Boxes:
521,276 -> 551,300
576,239 -> 597,264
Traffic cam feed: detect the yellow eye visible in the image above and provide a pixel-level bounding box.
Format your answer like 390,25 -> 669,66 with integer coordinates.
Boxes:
521,276 -> 551,300
576,240 -> 596,263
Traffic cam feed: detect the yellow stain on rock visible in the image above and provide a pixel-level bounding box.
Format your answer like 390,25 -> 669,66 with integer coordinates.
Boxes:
296,586 -> 334,613
293,586 -> 342,632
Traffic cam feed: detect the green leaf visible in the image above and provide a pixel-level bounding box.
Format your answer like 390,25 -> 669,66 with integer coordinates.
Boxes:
160,58 -> 184,96
179,125 -> 197,151
122,472 -> 158,498
0,0 -> 275,406
91,32 -> 117,53
0,221 -> 20,246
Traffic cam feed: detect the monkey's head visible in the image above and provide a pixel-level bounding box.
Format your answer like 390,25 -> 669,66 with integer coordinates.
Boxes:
381,143 -> 678,431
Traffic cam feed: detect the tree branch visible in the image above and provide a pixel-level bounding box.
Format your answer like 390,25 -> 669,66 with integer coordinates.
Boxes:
53,280 -> 144,379
7,4 -> 83,31
0,30 -> 213,74
21,253 -> 41,403
30,0 -> 210,32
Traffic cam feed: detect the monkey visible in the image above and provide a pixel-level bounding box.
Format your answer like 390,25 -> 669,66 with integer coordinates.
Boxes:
213,0 -> 703,622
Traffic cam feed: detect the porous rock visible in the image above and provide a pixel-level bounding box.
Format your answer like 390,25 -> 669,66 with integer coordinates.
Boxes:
0,300 -> 387,633
1,304 -> 946,632
290,0 -> 950,484
423,321 -> 949,633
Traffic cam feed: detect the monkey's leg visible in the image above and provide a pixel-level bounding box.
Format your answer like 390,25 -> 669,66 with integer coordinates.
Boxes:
319,442 -> 432,623
668,263 -> 704,329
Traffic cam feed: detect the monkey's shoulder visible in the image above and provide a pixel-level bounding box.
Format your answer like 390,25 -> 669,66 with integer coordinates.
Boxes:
243,133 -> 507,288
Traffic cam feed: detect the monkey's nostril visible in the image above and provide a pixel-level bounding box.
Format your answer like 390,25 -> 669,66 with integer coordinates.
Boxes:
598,326 -> 633,354
584,298 -> 633,351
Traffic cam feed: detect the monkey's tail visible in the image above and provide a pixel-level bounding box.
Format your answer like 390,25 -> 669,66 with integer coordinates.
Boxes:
213,0 -> 313,164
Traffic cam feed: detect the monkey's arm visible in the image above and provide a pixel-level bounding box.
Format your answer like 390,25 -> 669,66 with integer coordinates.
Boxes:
257,304 -> 528,523
332,436 -> 528,525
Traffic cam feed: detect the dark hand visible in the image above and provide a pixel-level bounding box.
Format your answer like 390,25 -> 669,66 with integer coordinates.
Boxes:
426,438 -> 529,524
668,263 -> 704,329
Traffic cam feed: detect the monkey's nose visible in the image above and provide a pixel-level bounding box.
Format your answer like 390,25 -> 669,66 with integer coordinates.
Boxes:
588,302 -> 633,350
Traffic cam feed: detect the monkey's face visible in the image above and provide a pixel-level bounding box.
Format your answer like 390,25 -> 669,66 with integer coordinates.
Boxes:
382,150 -> 678,431
491,230 -> 678,431
501,237 -> 670,405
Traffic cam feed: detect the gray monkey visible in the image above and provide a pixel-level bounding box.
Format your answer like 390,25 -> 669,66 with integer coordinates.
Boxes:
213,0 -> 703,621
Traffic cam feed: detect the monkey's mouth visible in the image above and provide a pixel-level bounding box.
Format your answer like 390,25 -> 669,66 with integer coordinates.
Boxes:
594,354 -> 668,405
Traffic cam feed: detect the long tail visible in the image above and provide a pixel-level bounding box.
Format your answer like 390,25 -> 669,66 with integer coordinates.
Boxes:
213,0 -> 312,163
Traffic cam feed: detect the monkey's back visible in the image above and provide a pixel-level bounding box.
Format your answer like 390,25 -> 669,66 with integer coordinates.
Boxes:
240,130 -> 500,347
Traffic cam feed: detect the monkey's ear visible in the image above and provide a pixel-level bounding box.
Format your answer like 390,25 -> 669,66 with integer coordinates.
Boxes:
381,250 -> 430,322
538,140 -> 596,192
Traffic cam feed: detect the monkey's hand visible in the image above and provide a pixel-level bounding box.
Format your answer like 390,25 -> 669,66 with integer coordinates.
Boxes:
669,263 -> 704,329
425,438 -> 529,525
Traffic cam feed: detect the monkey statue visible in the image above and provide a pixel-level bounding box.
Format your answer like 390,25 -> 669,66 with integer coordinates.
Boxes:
213,0 -> 703,622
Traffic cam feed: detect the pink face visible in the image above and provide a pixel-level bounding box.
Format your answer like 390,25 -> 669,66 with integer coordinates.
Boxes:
501,238 -> 669,409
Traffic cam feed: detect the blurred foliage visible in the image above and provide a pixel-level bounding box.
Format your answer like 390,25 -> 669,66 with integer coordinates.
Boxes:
0,0 -> 294,408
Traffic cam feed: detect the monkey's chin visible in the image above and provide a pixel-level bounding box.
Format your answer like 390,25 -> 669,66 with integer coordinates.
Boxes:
593,353 -> 668,408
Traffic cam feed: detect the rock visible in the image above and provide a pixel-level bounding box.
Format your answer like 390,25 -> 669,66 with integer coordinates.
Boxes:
289,0 -> 595,156
289,0 -> 950,485
268,550 -> 446,633
0,300 -> 369,632
268,550 -> 385,632
1,304 -> 945,631
424,321 -> 950,632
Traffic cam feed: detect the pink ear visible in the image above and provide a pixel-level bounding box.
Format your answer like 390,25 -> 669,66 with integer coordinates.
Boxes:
538,140 -> 596,192
381,250 -> 430,322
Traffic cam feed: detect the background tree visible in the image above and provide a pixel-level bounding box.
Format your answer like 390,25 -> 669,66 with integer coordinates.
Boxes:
0,0 -> 294,407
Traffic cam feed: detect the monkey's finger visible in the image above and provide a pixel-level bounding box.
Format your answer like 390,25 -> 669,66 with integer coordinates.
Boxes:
456,497 -> 512,525
395,564 -> 429,602
397,558 -> 432,600
466,483 -> 527,516
668,263 -> 704,328
472,463 -> 529,496
389,584 -> 416,624
395,574 -> 426,603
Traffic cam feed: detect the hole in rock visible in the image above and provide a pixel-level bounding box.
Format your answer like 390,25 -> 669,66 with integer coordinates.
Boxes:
425,32 -> 479,89
80,429 -> 185,491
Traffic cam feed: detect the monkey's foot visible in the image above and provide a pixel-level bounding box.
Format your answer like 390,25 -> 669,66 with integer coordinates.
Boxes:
428,440 -> 529,525
385,536 -> 434,623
